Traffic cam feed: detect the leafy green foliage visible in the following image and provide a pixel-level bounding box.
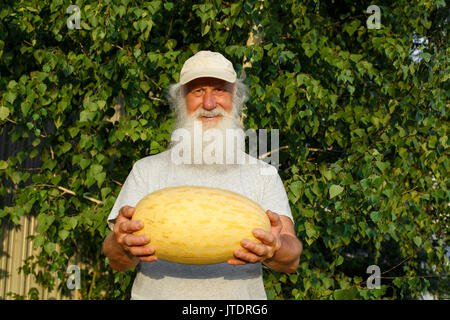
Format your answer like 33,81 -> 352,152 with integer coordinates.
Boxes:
0,0 -> 448,299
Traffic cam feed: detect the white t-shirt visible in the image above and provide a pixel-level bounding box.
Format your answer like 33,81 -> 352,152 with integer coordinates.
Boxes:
107,149 -> 293,300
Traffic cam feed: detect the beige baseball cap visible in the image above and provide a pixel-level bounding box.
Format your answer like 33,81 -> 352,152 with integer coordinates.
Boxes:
179,50 -> 237,85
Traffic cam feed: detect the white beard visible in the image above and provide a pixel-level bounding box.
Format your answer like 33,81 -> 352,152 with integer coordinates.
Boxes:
169,106 -> 246,172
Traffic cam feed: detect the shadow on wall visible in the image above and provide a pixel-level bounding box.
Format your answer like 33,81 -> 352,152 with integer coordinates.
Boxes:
0,246 -> 10,281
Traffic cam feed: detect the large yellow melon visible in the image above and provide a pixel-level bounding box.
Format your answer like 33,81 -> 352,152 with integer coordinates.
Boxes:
132,186 -> 271,265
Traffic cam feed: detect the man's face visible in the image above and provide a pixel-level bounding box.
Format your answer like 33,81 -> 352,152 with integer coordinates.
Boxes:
184,77 -> 234,128
170,76 -> 244,168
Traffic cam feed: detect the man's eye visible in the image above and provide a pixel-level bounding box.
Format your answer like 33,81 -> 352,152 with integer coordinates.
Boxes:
191,88 -> 204,96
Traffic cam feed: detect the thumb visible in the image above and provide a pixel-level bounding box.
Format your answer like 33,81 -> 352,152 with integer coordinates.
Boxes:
120,206 -> 135,219
266,210 -> 282,228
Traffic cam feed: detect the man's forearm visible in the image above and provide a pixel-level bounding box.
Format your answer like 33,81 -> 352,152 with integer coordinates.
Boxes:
263,234 -> 302,273
103,232 -> 139,272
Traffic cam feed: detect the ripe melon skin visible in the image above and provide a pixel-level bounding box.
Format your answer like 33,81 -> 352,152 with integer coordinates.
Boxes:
132,186 -> 271,265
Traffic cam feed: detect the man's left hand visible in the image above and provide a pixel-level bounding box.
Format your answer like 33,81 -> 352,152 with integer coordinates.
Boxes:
228,210 -> 283,265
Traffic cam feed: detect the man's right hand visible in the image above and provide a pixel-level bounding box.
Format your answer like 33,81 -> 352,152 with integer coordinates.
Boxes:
112,205 -> 157,263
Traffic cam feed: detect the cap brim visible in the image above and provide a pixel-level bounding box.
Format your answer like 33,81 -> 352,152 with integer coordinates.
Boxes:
180,69 -> 236,85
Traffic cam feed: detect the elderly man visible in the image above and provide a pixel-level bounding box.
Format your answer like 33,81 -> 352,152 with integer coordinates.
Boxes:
103,51 -> 302,300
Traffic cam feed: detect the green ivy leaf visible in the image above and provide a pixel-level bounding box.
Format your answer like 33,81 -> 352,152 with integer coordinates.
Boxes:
4,92 -> 16,104
0,160 -> 8,169
413,236 -> 422,247
44,242 -> 56,255
420,52 -> 431,62
58,230 -> 70,241
289,181 -> 303,198
202,24 -> 211,36
336,255 -> 344,266
333,288 -> 359,300
329,184 -> 344,199
370,211 -> 382,223
0,106 -> 10,121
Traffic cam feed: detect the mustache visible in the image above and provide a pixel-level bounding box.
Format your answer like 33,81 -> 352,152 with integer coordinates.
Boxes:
191,108 -> 227,118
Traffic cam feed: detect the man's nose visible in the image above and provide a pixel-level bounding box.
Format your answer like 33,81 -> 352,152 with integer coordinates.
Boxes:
202,90 -> 216,110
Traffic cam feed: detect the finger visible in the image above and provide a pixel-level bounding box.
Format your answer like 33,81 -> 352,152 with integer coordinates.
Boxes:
120,206 -> 135,219
119,220 -> 144,234
252,229 -> 276,246
123,234 -> 150,247
139,255 -> 158,263
129,245 -> 155,257
233,248 -> 260,264
227,258 -> 247,266
241,238 -> 268,256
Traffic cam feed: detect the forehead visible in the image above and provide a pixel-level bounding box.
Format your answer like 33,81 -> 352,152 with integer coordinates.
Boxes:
185,77 -> 233,90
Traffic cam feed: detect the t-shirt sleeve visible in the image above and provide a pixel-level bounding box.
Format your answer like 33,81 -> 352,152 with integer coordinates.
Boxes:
107,161 -> 148,230
260,171 -> 294,223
